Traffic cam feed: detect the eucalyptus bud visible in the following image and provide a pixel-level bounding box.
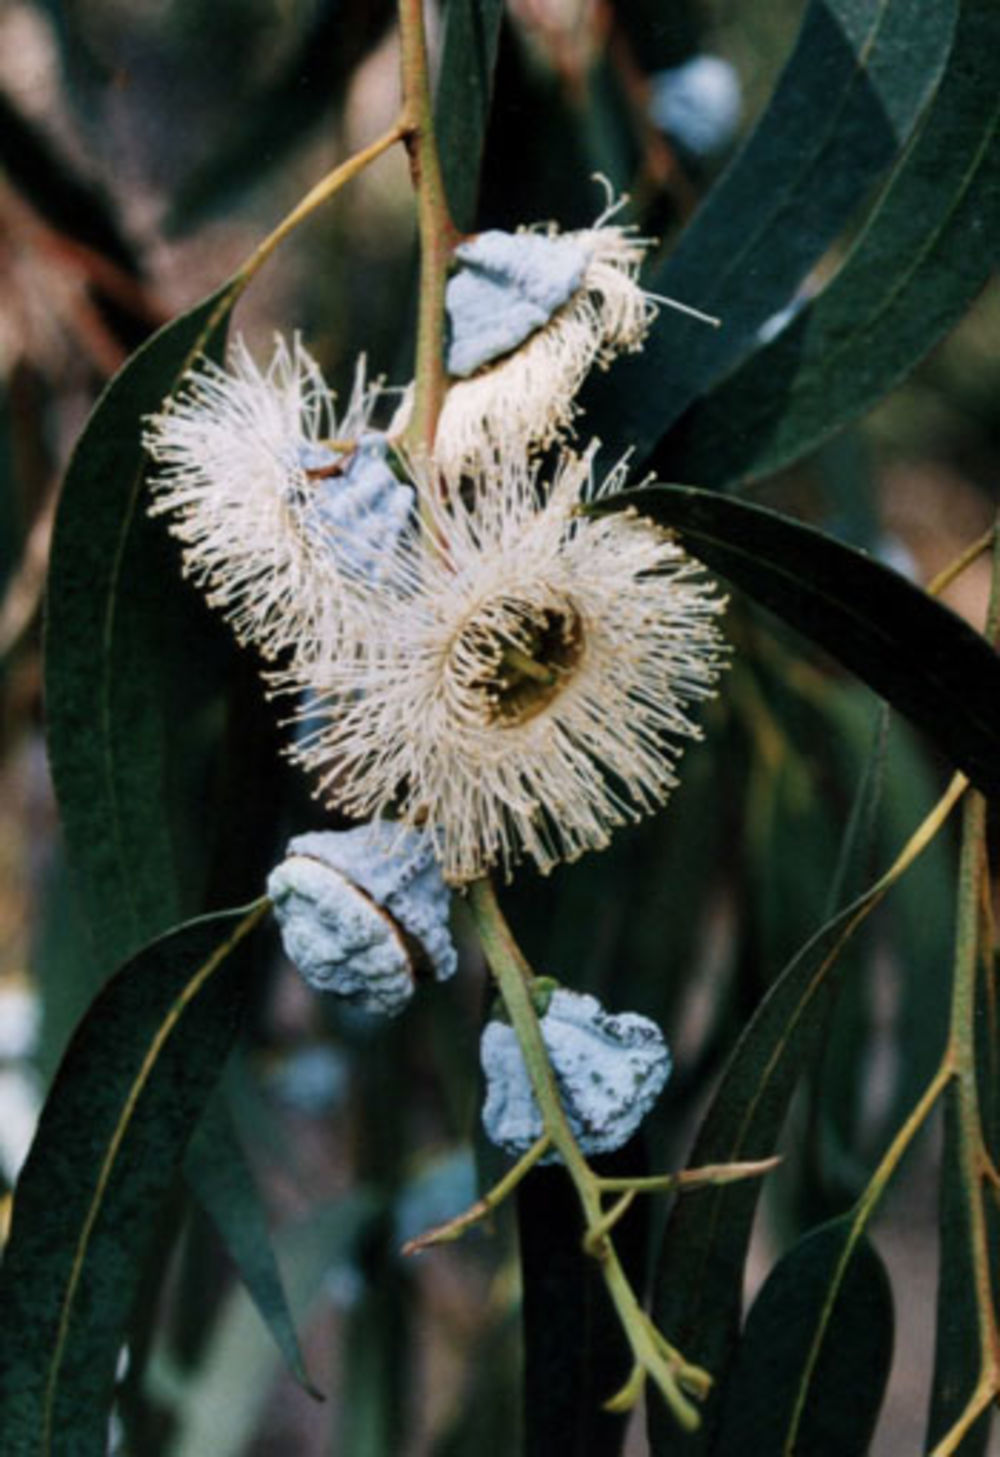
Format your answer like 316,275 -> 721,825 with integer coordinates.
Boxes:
267,822 -> 457,1016
481,987 -> 671,1159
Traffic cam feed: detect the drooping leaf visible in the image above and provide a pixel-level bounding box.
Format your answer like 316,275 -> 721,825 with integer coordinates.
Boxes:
712,1216 -> 894,1456
0,903 -> 268,1457
584,0 -> 957,461
184,1095 -> 320,1398
647,882 -> 894,1453
436,0 -> 505,231
656,0 -> 1000,488
44,280 -> 243,970
926,1089 -> 994,1454
597,484 -> 1000,801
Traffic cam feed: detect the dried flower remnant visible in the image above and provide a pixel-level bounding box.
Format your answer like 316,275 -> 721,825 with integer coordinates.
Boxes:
481,987 -> 672,1159
267,821 -> 456,1016
144,335 -> 413,663
290,445 -> 728,884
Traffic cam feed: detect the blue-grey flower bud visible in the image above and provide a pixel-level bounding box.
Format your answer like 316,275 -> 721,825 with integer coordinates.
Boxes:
481,988 -> 671,1158
446,230 -> 590,378
648,56 -> 742,160
267,822 -> 457,1015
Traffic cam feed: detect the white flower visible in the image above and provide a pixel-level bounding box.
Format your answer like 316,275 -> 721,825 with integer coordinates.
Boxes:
144,334 -> 414,662
428,196 -> 658,478
481,986 -> 672,1159
267,821 -> 456,1016
287,444 -> 728,884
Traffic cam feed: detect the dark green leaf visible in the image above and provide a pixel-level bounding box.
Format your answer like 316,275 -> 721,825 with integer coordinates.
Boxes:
647,883 -> 889,1453
519,1156 -> 645,1457
657,0 -> 1000,488
0,903 -> 267,1457
184,1095 -> 320,1398
926,1088 -> 994,1453
585,0 -> 957,460
436,0 -> 505,231
598,484 -> 1000,801
712,1216 -> 894,1456
44,280 -> 242,969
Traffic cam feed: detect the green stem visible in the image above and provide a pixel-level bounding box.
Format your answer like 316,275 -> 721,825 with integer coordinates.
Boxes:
467,877 -> 710,1429
401,1134 -> 550,1253
397,0 -> 457,460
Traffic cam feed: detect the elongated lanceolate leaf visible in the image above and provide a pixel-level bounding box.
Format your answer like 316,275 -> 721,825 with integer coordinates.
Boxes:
185,1096 -> 320,1398
657,0 -> 1000,489
436,0 -> 505,231
44,281 -> 241,970
712,1216 -> 894,1456
598,485 -> 1000,802
926,1090 -> 993,1454
584,0 -> 957,461
647,881 -> 883,1454
0,903 -> 268,1457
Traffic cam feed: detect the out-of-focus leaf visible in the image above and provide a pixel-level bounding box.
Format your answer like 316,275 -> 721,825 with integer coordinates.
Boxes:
184,1096 -> 319,1398
477,26 -> 609,233
584,0 -> 957,460
158,1194 -> 379,1457
436,0 -> 505,231
597,485 -> 1000,801
0,92 -> 138,272
657,0 -> 1000,488
712,1216 -> 894,1455
167,0 -> 395,231
0,903 -> 267,1457
44,281 -> 242,969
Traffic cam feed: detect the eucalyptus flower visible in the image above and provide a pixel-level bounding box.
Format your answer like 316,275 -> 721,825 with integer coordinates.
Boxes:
144,334 -> 413,662
288,445 -> 728,884
418,192 -> 718,480
481,986 -> 672,1159
428,199 -> 655,478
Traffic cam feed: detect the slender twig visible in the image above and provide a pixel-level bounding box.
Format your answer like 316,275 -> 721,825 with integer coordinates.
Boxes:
594,1155 -> 782,1195
927,525 -> 996,598
238,121 -> 408,284
401,1135 -> 550,1254
467,876 -> 711,1429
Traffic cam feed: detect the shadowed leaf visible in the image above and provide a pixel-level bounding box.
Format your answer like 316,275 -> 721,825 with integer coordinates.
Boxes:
44,281 -> 242,969
585,0 -> 957,461
598,484 -> 1000,801
0,903 -> 267,1457
656,0 -> 1000,488
436,0 -> 505,231
712,1216 -> 894,1456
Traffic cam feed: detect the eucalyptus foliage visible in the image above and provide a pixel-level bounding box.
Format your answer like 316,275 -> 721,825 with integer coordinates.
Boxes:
0,1 -> 998,1455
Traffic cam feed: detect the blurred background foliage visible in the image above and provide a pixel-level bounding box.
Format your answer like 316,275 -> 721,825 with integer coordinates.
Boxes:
0,0 -> 996,1453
